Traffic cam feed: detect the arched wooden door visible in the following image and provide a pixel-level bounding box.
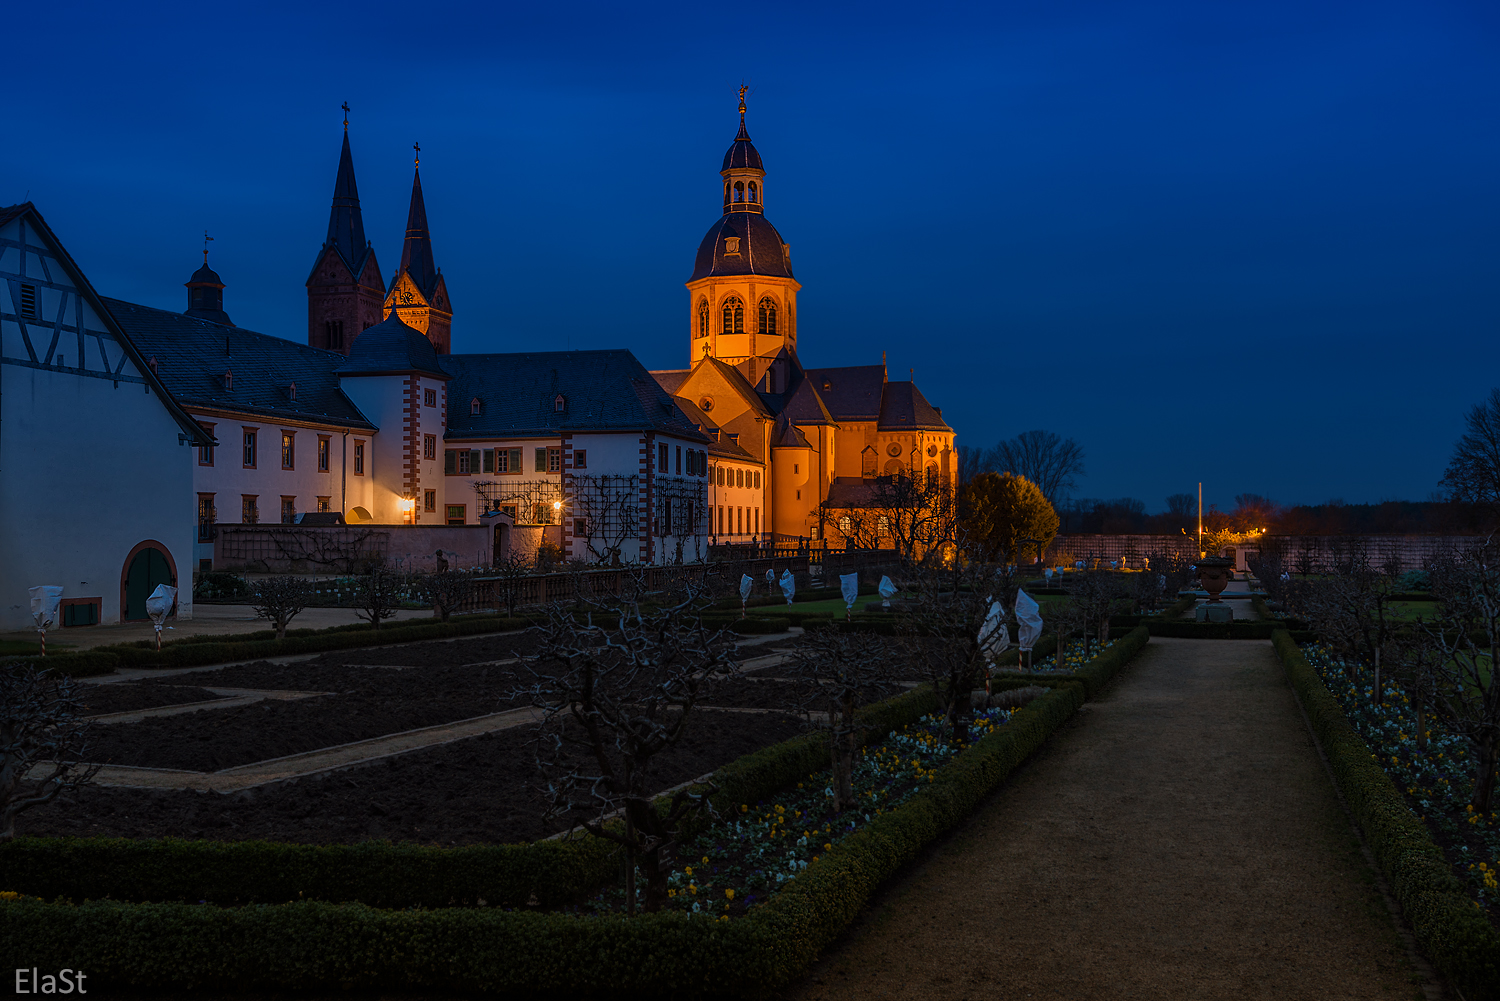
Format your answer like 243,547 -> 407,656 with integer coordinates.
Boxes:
123,544 -> 174,620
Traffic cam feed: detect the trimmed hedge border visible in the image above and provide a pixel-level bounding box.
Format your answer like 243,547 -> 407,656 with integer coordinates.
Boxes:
1270,629 -> 1500,999
0,645 -> 1146,996
988,623 -> 1149,700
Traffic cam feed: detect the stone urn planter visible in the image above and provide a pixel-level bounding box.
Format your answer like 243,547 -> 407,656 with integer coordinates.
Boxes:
1196,557 -> 1235,601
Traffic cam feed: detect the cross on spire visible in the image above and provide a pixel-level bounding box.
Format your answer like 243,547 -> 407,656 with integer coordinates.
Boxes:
342,102 -> 349,132
413,141 -> 420,168
203,230 -> 213,265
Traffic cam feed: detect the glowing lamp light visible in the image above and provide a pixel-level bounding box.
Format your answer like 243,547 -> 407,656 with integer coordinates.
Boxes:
399,497 -> 416,513
552,501 -> 562,511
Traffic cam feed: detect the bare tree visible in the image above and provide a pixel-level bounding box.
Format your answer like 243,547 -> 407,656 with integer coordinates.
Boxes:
900,558 -> 1009,747
490,551 -> 534,618
248,575 -> 313,640
1297,557 -> 1403,690
825,472 -> 957,567
515,581 -> 738,913
354,567 -> 402,629
1065,571 -> 1128,653
984,430 -> 1085,506
1441,388 -> 1500,516
783,627 -> 901,812
1,664 -> 99,839
417,571 -> 476,622
1409,545 -> 1500,811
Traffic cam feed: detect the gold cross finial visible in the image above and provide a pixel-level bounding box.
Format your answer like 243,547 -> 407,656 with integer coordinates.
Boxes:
203,230 -> 213,266
413,141 -> 420,168
342,102 -> 349,131
738,84 -> 748,120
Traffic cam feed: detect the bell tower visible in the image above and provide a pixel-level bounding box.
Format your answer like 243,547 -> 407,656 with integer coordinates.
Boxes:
306,106 -> 386,354
684,90 -> 801,393
382,143 -> 452,354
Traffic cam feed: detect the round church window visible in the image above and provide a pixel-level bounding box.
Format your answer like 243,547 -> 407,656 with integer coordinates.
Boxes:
886,443 -> 902,457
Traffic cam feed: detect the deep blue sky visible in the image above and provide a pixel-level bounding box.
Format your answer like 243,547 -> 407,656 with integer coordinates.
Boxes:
7,1 -> 1497,512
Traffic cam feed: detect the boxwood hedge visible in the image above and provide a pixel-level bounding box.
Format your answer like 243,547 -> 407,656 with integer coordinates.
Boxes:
1271,629 -> 1500,999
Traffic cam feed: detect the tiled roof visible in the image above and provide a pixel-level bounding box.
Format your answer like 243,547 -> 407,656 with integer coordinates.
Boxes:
805,364 -> 885,422
722,119 -> 765,172
652,368 -> 691,395
776,367 -> 836,426
689,212 -> 794,281
771,414 -> 810,448
336,314 -> 449,378
101,297 -> 376,431
673,397 -> 756,459
825,476 -> 879,507
442,349 -> 712,442
878,381 -> 952,432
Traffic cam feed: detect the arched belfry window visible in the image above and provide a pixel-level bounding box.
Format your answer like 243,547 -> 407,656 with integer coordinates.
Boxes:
722,296 -> 744,335
758,297 -> 778,336
696,298 -> 710,339
748,181 -> 759,203
733,181 -> 745,203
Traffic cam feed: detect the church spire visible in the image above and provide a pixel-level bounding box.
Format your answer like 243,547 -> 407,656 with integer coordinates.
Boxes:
324,120 -> 369,272
397,146 -> 438,297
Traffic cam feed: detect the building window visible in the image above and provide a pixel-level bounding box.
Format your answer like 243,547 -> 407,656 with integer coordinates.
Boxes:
501,504 -> 517,520
19,283 -> 37,318
548,446 -> 562,472
197,423 -> 216,466
424,388 -> 437,407
280,432 -> 295,470
317,496 -> 331,512
718,506 -> 724,534
839,514 -> 853,534
241,495 -> 258,524
574,517 -> 587,538
353,441 -> 365,475
675,446 -> 682,474
533,502 -> 552,525
733,181 -> 744,203
425,489 -> 437,512
554,394 -> 566,412
447,505 -> 466,526
242,429 -> 258,468
535,447 -> 547,472
722,296 -> 744,334
281,497 -> 296,524
754,470 -> 761,489
658,443 -> 668,470
754,508 -> 759,535
471,397 -> 481,416
748,180 -> 758,203
736,468 -> 744,488
197,494 -> 216,542
717,466 -> 725,486
424,434 -> 437,460
758,297 -> 777,336
325,319 -> 344,350
482,448 -> 494,473
317,436 -> 330,471
574,449 -> 587,469
696,298 -> 709,339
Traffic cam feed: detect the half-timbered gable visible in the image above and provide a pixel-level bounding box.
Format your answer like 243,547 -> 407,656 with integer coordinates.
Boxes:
0,203 -> 207,628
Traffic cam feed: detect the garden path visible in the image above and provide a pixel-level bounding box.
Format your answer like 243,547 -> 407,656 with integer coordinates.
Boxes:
788,637 -> 1419,1001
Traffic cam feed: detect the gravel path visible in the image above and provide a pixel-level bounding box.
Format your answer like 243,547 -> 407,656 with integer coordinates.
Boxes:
789,637 -> 1418,1001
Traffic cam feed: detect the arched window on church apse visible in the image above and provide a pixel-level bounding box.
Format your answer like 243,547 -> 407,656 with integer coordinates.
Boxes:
696,298 -> 710,339
758,297 -> 778,336
722,296 -> 744,335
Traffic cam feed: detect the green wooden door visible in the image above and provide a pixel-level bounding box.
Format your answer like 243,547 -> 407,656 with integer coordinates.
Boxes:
124,548 -> 172,620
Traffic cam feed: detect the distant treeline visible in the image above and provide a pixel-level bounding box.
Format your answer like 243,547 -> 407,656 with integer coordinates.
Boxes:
1057,496 -> 1490,536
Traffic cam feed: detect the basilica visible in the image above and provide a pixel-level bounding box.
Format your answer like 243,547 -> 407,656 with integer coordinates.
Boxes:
0,99 -> 955,626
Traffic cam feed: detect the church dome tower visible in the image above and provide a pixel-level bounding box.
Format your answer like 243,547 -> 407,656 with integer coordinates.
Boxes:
184,256 -> 232,326
685,91 -> 801,393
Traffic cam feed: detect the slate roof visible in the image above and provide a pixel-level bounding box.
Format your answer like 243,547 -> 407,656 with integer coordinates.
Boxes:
336,314 -> 449,379
441,349 -> 712,442
878,381 -> 952,432
770,414 -> 810,448
652,368 -> 690,395
825,476 -> 879,507
99,297 -> 376,431
805,364 -> 885,422
187,264 -> 224,286
722,119 -> 765,172
397,168 -> 440,298
672,397 -> 756,459
312,129 -> 377,281
690,212 -> 794,281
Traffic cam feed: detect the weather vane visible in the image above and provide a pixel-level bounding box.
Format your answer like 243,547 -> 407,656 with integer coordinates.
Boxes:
203,230 -> 213,266
738,83 -> 748,121
413,141 -> 420,168
342,102 -> 349,131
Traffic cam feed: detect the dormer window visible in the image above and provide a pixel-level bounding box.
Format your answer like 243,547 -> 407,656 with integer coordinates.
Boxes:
147,355 -> 158,374
288,382 -> 297,401
471,397 -> 482,416
224,369 -> 233,391
554,394 -> 566,412
724,236 -> 741,255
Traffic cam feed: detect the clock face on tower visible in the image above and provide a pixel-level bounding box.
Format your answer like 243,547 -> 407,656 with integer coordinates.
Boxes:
399,290 -> 414,304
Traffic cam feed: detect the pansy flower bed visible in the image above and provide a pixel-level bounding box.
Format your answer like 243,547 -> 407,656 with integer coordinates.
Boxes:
1028,636 -> 1118,673
577,706 -> 1019,918
1304,643 -> 1500,921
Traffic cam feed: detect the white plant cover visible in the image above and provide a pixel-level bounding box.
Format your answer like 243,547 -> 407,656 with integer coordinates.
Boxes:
766,568 -> 776,588
1043,567 -> 1053,583
840,573 -> 859,611
879,575 -> 898,601
29,586 -> 63,632
1015,588 -> 1044,651
740,574 -> 754,602
145,584 -> 178,627
779,569 -> 795,605
978,598 -> 1010,664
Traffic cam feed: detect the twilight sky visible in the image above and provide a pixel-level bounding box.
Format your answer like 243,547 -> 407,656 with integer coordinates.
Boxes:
5,0 -> 1497,512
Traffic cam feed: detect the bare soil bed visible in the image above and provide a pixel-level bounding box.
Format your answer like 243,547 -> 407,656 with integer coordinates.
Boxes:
28,709 -> 804,845
83,662 -> 526,772
315,631 -> 541,668
79,684 -> 229,716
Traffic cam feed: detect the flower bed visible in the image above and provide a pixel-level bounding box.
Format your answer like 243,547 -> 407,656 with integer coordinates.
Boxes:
1303,643 -> 1500,917
1028,637 -> 1117,673
578,708 -> 1019,917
